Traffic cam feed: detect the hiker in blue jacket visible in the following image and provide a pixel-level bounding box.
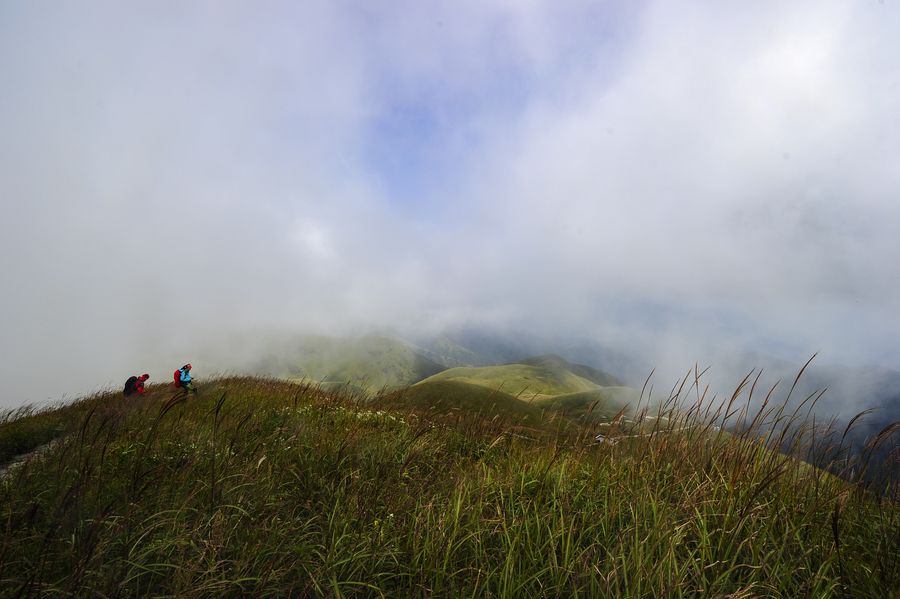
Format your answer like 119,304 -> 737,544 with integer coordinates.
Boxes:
179,364 -> 198,396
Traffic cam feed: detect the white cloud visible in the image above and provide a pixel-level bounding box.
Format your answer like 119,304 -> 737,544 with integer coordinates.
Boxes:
1,0 -> 899,407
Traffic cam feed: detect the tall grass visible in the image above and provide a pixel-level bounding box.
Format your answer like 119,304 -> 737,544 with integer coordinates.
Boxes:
0,374 -> 898,597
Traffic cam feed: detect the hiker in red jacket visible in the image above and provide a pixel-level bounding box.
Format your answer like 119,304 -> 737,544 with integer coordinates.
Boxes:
124,374 -> 150,396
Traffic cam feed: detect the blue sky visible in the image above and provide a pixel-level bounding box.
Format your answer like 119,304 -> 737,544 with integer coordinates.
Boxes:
2,0 -> 900,407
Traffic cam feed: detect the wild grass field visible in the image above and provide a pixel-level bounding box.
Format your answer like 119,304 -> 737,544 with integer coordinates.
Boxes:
418,363 -> 601,399
1,373 -> 898,598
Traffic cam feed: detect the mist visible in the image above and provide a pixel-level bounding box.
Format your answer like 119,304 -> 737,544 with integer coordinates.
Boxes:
2,1 -> 899,410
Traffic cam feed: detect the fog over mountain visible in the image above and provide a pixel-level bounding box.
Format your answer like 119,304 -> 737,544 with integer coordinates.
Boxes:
2,1 -> 900,410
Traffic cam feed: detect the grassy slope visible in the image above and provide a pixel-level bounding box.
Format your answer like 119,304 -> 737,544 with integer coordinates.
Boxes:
531,386 -> 641,422
513,354 -> 625,388
418,363 -> 603,399
1,376 -> 897,597
235,336 -> 637,421
409,356 -> 644,429
191,334 -> 643,432
383,379 -> 551,428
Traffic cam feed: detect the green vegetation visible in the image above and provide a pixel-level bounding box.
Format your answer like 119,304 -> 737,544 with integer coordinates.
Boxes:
514,354 -> 625,388
244,335 -> 632,414
259,335 -> 446,391
419,363 -> 601,399
531,386 -> 640,424
0,394 -> 107,465
1,375 -> 899,597
385,379 -> 552,429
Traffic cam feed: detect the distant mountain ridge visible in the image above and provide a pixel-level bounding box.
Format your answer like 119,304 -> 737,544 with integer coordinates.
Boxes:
205,327 -> 899,452
190,326 -> 899,487
394,329 -> 900,466
241,333 -> 637,425
382,333 -> 496,369
390,327 -> 652,386
251,334 -> 446,390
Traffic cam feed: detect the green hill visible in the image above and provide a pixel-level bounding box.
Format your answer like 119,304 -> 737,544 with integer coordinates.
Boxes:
531,386 -> 641,422
406,354 -> 643,427
208,334 -> 634,405
389,327 -> 651,386
412,354 -> 629,402
385,379 -> 549,427
417,363 -> 602,399
256,334 -> 446,391
512,354 -> 625,387
199,335 -> 641,428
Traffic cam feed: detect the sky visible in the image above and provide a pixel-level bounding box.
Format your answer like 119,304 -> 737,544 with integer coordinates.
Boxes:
2,0 -> 900,409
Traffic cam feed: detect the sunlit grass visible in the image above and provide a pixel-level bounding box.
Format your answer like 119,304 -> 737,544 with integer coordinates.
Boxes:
0,373 -> 898,597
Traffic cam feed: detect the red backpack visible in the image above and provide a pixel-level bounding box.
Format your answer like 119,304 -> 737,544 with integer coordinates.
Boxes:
174,369 -> 181,387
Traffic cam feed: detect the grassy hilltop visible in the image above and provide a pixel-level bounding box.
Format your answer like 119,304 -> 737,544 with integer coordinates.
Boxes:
1,372 -> 899,597
246,335 -> 641,427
